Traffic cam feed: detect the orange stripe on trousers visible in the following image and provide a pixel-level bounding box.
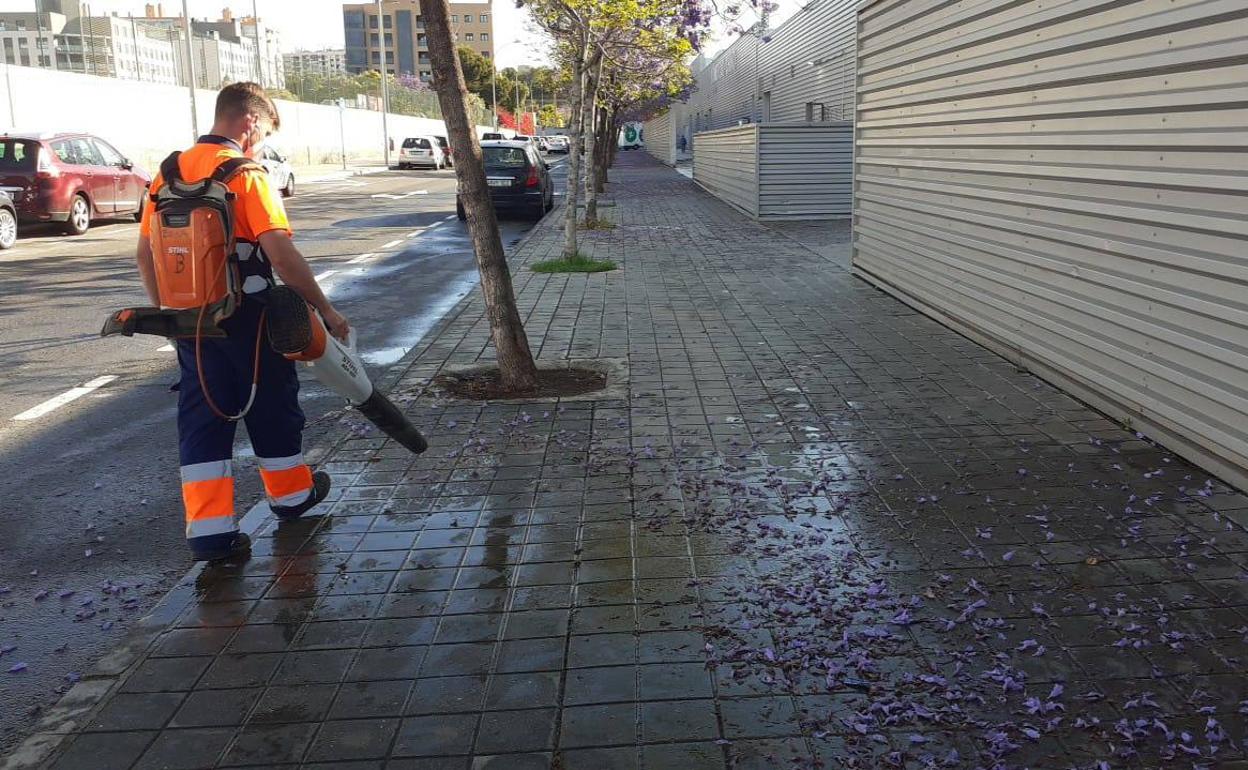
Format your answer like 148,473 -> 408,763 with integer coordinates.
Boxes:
182,476 -> 234,524
260,464 -> 313,499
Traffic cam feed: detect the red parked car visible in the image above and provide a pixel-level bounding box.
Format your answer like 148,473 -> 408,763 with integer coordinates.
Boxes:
0,131 -> 151,236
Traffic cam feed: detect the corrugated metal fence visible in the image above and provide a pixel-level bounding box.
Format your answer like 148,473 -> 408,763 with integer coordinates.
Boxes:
759,124 -> 853,219
644,111 -> 675,166
694,124 -> 854,220
693,124 -> 759,217
853,0 -> 1248,488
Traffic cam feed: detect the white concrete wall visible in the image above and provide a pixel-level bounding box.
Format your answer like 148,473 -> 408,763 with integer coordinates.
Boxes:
0,63 -> 488,173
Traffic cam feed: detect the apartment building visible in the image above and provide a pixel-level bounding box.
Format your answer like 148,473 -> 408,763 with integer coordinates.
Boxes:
284,48 -> 347,79
343,0 -> 493,81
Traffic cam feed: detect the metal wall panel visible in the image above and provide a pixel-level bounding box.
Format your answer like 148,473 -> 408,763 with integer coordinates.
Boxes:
693,124 -> 759,217
673,0 -> 858,140
853,0 -> 1248,489
644,111 -> 675,165
758,123 -> 853,219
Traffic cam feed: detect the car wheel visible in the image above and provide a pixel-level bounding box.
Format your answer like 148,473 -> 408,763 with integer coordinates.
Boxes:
0,207 -> 17,249
282,174 -> 295,198
64,194 -> 90,236
543,193 -> 554,213
456,199 -> 466,221
133,190 -> 147,222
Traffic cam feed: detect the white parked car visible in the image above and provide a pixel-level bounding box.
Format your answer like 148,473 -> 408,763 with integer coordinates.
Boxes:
259,146 -> 295,197
546,135 -> 570,154
398,136 -> 447,170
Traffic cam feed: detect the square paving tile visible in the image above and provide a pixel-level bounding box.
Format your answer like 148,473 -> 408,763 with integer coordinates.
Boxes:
474,708 -> 557,753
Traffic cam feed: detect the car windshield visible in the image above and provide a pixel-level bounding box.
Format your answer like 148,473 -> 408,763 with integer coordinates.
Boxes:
434,137 -> 448,148
0,139 -> 38,172
402,138 -> 430,149
483,147 -> 528,169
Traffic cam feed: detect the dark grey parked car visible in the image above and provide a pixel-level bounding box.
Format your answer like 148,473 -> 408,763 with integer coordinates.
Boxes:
456,140 -> 554,222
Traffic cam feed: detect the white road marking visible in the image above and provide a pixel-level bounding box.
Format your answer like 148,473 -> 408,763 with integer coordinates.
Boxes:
14,376 -> 118,422
156,343 -> 174,352
347,252 -> 377,264
407,229 -> 425,237
371,190 -> 428,200
382,239 -> 403,249
443,214 -> 456,221
316,270 -> 338,282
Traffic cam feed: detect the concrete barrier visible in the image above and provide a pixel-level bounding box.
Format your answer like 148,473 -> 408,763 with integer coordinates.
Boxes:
0,63 -> 489,174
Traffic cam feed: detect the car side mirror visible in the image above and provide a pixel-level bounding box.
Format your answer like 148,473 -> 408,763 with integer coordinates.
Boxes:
120,159 -> 133,170
276,154 -> 287,163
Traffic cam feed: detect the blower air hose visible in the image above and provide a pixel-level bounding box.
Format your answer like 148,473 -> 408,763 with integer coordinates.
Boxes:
266,286 -> 428,456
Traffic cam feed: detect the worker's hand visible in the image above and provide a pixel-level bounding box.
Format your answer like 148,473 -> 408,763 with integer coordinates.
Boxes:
322,307 -> 351,343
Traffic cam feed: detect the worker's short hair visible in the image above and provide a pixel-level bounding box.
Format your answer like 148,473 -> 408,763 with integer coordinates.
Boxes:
214,82 -> 281,131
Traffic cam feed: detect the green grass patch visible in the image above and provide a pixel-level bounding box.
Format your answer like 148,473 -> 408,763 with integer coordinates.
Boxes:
530,253 -> 618,273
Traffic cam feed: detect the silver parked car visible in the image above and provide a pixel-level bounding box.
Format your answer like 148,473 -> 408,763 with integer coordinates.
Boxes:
259,146 -> 295,198
398,136 -> 447,170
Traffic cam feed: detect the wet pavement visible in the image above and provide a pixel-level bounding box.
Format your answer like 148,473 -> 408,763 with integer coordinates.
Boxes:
9,153 -> 1248,769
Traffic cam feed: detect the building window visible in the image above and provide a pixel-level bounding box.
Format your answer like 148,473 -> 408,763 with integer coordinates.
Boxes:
383,14 -> 392,28
370,33 -> 379,46
385,33 -> 393,46
480,33 -> 489,41
482,50 -> 490,58
480,14 -> 489,22
371,50 -> 380,63
465,33 -> 473,41
369,14 -> 379,29
417,33 -> 426,46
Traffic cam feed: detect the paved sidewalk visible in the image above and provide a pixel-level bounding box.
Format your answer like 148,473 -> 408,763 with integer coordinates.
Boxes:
14,153 -> 1248,770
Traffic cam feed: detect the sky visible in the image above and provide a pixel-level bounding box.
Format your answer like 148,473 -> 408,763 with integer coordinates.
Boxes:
0,0 -> 801,68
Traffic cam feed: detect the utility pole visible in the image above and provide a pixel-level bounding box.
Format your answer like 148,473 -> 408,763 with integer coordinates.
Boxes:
181,0 -> 199,142
250,0 -> 263,86
376,0 -> 391,168
83,3 -> 97,77
129,14 -> 141,80
35,10 -> 46,69
490,61 -> 497,128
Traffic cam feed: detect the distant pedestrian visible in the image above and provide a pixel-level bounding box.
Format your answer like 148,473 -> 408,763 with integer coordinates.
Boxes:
678,134 -> 687,153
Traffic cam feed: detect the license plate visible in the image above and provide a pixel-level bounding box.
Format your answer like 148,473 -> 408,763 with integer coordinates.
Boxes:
487,178 -> 511,187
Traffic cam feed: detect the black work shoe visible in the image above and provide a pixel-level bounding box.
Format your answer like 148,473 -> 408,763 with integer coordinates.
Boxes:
272,471 -> 332,521
195,532 -> 252,563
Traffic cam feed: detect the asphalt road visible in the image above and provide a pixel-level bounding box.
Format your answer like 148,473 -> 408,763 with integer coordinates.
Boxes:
0,158 -> 566,753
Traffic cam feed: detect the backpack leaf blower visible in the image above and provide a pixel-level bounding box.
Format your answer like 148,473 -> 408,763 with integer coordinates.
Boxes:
264,286 -> 428,455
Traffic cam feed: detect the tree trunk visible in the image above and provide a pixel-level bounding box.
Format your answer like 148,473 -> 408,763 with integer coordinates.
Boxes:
419,0 -> 538,391
594,106 -> 612,191
582,52 -> 604,223
606,110 -> 621,172
561,41 -> 587,259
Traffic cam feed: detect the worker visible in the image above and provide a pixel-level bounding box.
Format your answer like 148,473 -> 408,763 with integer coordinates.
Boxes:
135,82 -> 351,562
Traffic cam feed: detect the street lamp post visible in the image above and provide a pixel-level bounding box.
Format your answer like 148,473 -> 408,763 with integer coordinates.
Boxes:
181,0 -> 199,142
490,62 -> 497,128
251,0 -> 264,86
376,0 -> 391,169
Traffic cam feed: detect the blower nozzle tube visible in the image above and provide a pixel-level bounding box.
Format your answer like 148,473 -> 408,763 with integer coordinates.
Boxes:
355,390 -> 429,454
266,286 -> 428,456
